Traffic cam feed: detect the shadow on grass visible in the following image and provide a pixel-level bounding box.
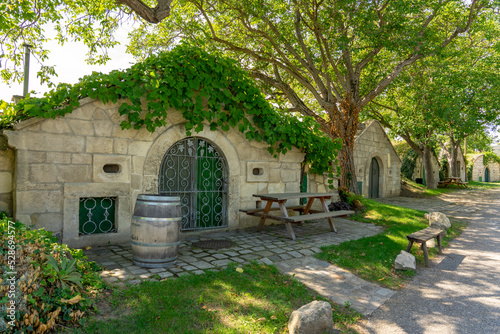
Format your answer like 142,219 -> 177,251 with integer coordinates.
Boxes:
75,263 -> 360,334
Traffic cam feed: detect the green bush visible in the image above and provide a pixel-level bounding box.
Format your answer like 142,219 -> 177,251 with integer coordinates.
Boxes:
401,149 -> 418,180
0,214 -> 106,333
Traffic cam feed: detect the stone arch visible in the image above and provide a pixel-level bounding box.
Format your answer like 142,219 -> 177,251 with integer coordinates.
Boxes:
143,123 -> 241,229
364,151 -> 385,198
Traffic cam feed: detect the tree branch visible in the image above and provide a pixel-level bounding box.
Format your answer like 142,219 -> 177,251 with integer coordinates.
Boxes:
116,0 -> 172,23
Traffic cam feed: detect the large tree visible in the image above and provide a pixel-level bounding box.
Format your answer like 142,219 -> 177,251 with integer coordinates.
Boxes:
368,15 -> 500,187
127,0 -> 489,193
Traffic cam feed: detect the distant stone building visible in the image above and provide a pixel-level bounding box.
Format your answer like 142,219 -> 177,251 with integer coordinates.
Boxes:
471,154 -> 500,182
412,154 -> 440,186
440,145 -> 466,182
0,98 -> 332,247
353,120 -> 401,198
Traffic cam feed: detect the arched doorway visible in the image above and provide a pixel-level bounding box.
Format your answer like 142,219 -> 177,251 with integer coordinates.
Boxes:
485,167 -> 490,182
159,137 -> 228,231
369,157 -> 380,199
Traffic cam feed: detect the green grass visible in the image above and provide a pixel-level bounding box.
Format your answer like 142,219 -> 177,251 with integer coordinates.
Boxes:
467,180 -> 500,189
74,263 -> 361,334
316,197 -> 467,289
403,178 -> 500,196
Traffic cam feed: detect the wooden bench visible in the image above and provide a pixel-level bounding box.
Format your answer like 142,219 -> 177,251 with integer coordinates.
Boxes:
406,227 -> 447,267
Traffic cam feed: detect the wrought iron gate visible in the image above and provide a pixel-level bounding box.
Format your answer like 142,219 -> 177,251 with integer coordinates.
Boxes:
159,137 -> 228,230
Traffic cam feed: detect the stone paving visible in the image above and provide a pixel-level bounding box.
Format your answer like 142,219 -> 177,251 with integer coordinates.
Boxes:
84,217 -> 389,314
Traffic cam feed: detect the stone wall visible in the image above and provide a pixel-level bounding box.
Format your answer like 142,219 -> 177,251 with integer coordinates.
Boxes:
0,135 -> 14,215
354,121 -> 401,198
4,98 -> 335,247
471,155 -> 500,182
413,155 -> 440,186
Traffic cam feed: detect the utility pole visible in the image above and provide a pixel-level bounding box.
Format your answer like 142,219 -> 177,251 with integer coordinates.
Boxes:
23,44 -> 32,97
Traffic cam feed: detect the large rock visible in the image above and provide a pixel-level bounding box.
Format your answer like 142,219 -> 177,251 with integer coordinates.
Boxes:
424,212 -> 451,231
395,250 -> 416,270
288,300 -> 334,334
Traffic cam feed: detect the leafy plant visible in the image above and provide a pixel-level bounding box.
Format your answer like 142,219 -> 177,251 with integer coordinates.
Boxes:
44,254 -> 83,290
5,45 -> 341,176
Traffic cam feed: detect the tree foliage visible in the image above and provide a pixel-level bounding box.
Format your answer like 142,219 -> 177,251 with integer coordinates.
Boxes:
7,45 -> 341,174
125,0 -> 491,193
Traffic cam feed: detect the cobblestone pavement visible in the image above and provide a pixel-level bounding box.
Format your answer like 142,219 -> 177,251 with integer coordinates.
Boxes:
84,217 -> 392,314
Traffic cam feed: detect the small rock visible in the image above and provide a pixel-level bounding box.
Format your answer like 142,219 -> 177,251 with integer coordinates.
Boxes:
424,212 -> 450,231
288,301 -> 334,334
395,250 -> 416,270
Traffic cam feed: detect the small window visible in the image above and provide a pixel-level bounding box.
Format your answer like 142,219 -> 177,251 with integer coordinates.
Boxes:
252,168 -> 263,176
103,164 -> 121,173
79,197 -> 117,235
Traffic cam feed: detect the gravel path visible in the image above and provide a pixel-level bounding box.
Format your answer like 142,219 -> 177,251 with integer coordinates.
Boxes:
356,187 -> 500,334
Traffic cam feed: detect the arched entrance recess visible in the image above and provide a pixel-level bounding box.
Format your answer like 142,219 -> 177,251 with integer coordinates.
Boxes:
485,167 -> 490,182
159,137 -> 228,231
369,157 -> 380,199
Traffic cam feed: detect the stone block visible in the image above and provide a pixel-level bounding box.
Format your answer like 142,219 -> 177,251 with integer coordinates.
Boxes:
0,172 -> 12,193
46,152 -> 71,164
86,137 -> 113,154
132,156 -> 145,174
72,153 -> 92,165
114,139 -> 129,155
29,164 -> 57,183
268,183 -> 285,193
40,118 -> 72,134
67,119 -> 95,136
128,141 -> 151,156
92,154 -> 131,183
247,162 -> 270,182
112,125 -> 138,139
94,119 -> 115,137
31,213 -> 63,232
65,101 -> 96,120
269,169 -> 280,183
278,150 -> 305,163
17,190 -> 63,213
6,132 -> 85,152
131,174 -> 143,190
288,301 -> 334,334
240,183 -> 259,199
17,150 -> 46,164
0,149 -> 14,171
280,169 -> 298,182
57,165 -> 92,183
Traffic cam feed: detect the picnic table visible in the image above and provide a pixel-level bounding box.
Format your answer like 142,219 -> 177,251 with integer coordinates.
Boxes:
438,177 -> 468,188
240,192 -> 354,240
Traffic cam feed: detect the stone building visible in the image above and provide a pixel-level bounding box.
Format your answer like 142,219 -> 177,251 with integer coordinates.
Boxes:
439,145 -> 466,182
412,154 -> 440,186
353,120 -> 401,198
471,154 -> 500,182
0,98 -> 334,248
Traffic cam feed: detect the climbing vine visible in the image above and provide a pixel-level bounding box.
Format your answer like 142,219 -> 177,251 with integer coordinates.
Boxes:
2,45 -> 341,174
482,152 -> 500,166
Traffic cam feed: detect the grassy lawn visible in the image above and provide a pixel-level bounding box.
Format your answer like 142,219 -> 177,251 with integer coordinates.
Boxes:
402,178 -> 500,196
316,197 -> 467,289
73,263 -> 361,334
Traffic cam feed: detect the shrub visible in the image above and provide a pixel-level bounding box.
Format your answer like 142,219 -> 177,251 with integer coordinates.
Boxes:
0,214 -> 106,333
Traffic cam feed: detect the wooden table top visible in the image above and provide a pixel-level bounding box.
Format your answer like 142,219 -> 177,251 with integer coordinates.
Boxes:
253,192 -> 334,201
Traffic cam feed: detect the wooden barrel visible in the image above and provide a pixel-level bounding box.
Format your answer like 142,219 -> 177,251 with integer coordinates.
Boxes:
131,194 -> 181,268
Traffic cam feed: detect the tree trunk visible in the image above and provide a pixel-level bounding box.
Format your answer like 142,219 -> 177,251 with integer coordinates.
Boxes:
330,98 -> 360,195
422,144 -> 437,189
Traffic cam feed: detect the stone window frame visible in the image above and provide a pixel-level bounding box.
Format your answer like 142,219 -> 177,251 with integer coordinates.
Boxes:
63,183 -> 131,248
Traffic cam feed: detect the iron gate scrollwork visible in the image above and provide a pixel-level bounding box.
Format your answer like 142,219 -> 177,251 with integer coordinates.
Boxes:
159,137 -> 228,230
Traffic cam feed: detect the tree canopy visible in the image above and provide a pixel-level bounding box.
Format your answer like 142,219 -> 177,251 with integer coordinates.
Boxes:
126,0 -> 492,192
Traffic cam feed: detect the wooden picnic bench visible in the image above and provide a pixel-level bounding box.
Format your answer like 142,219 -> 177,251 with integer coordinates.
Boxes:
240,192 -> 354,240
438,177 -> 468,188
406,227 -> 447,267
